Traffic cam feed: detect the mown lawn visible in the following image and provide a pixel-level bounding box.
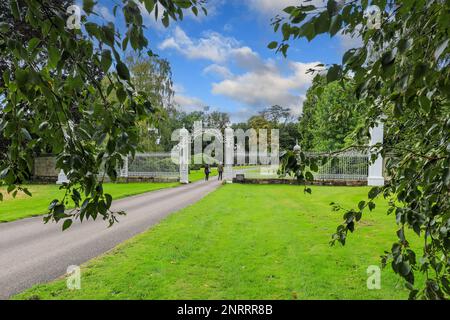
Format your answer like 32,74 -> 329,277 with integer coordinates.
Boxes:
14,184 -> 421,300
0,182 -> 179,223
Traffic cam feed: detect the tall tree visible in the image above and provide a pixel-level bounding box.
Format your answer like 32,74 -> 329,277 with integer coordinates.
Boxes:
205,111 -> 230,132
299,76 -> 364,151
260,105 -> 293,125
126,53 -> 175,152
272,0 -> 450,299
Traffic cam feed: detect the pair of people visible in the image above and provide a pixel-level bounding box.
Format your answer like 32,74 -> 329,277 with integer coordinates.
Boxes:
204,163 -> 224,181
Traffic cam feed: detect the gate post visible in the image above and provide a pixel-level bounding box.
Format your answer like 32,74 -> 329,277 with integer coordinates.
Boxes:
179,126 -> 190,184
368,121 -> 385,186
224,124 -> 234,182
120,155 -> 129,179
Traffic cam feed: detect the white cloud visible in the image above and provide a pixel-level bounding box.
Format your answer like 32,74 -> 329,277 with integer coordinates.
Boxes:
162,28 -> 321,117
212,60 -> 319,115
203,64 -> 233,79
159,27 -> 241,63
173,84 -> 206,113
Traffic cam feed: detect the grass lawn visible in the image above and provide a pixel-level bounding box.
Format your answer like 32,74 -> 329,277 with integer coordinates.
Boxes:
14,184 -> 421,300
0,182 -> 179,223
189,168 -> 218,182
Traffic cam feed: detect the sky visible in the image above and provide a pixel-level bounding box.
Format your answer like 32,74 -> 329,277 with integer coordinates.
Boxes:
90,0 -> 358,123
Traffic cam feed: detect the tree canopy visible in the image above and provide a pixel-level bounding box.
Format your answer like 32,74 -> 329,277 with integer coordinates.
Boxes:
273,0 -> 450,299
0,0 -> 207,226
299,76 -> 366,151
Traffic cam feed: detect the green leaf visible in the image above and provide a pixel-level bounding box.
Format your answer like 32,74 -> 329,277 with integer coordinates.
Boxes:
314,11 -> 330,35
21,128 -> 32,141
100,50 -> 112,72
399,261 -> 411,276
62,219 -> 73,231
326,64 -> 342,83
162,14 -> 170,28
144,0 -> 155,12
268,41 -> 278,49
329,15 -> 342,36
419,95 -> 431,113
48,46 -> 60,69
28,38 -> 40,53
358,201 -> 366,210
327,0 -> 339,16
83,0 -> 95,14
105,194 -> 113,209
10,0 -> 20,20
116,61 -> 130,80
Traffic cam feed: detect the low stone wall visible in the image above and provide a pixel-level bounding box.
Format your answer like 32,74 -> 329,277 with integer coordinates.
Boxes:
33,156 -> 59,178
116,177 -> 179,183
232,177 -> 367,187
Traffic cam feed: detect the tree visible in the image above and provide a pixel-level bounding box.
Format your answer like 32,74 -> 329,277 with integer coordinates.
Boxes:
272,0 -> 450,299
0,0 -> 207,227
126,53 -> 174,110
299,76 -> 365,151
205,111 -> 230,131
260,105 -> 293,125
126,53 -> 175,152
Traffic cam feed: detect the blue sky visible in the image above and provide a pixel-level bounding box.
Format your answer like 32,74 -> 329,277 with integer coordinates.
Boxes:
92,0 -> 358,123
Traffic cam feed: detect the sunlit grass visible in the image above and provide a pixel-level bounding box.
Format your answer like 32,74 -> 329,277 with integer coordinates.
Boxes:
14,184 -> 421,300
0,182 -> 179,223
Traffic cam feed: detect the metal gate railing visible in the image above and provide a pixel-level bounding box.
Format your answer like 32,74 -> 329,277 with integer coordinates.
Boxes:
305,150 -> 369,181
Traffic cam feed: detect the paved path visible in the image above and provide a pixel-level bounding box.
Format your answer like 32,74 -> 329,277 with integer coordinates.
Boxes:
0,179 -> 221,299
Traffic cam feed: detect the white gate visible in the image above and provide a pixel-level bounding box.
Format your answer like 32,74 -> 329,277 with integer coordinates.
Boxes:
120,152 -> 179,180
305,150 -> 369,181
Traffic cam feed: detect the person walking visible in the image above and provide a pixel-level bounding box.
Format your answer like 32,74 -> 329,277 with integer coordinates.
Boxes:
204,164 -> 210,181
217,162 -> 224,181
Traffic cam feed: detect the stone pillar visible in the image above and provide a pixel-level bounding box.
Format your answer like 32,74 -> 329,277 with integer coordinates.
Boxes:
368,122 -> 385,186
56,170 -> 69,185
120,156 -> 129,178
224,125 -> 234,182
179,126 -> 190,184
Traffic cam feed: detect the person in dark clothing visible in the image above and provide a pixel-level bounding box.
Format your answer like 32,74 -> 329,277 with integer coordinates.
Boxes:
204,164 -> 210,181
217,162 -> 224,181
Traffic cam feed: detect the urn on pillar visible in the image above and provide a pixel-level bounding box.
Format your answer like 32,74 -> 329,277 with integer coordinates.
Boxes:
56,170 -> 69,185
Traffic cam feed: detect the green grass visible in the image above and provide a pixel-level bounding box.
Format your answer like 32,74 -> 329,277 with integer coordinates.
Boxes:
0,182 -> 179,223
14,184 -> 421,300
189,168 -> 218,182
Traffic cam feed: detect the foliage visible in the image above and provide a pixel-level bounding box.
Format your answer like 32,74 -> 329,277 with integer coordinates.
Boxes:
0,0 -> 206,228
272,0 -> 450,299
126,53 -> 175,152
299,76 -> 366,151
0,182 -> 178,223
